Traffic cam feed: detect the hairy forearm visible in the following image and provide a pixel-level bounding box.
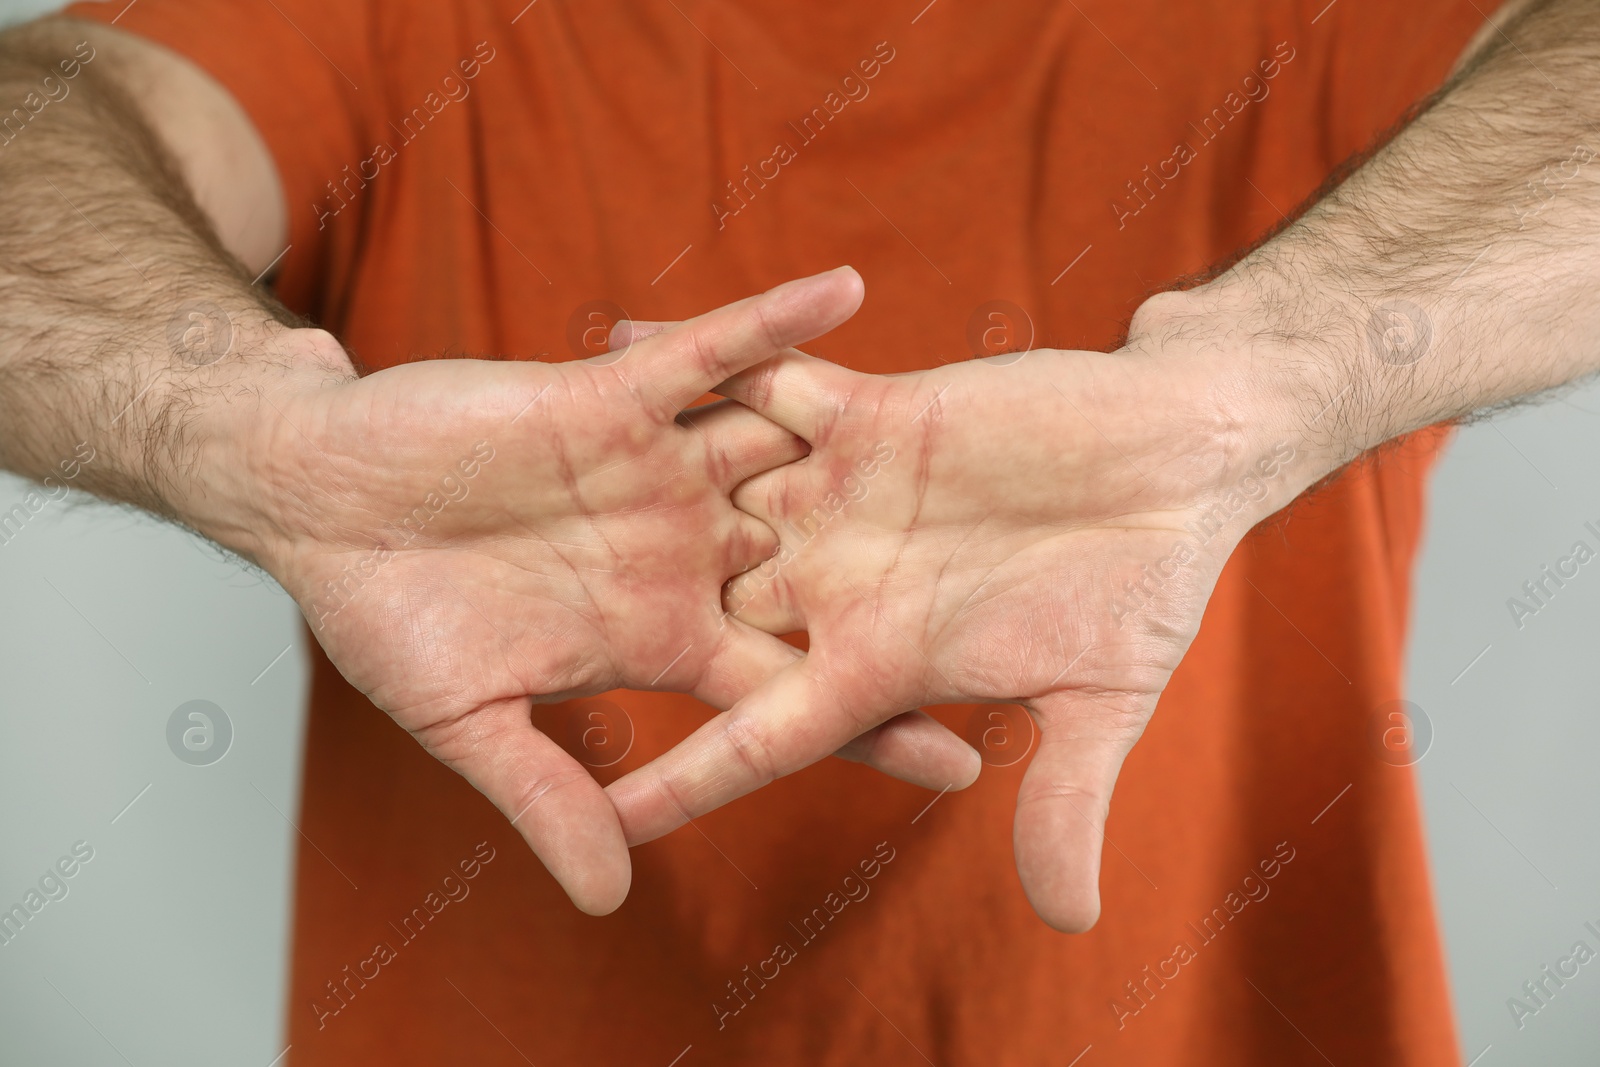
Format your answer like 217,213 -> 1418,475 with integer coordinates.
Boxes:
0,21 -> 350,560
1143,0 -> 1600,484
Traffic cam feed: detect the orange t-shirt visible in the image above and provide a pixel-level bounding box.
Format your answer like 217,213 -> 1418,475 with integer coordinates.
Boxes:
69,1 -> 1493,1062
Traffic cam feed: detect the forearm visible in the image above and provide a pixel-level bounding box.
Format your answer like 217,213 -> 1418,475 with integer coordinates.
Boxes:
1141,0 -> 1600,486
0,20 -> 351,561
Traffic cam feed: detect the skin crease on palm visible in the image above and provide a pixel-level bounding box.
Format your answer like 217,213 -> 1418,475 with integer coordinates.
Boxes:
604,273 -> 1324,933
247,269 -> 981,916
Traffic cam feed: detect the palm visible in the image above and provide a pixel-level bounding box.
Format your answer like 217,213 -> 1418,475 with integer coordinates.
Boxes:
613,345 -> 1266,930
246,270 -> 962,913
274,356 -> 782,723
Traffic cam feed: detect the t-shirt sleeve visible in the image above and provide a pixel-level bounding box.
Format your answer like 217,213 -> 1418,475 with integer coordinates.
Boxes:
1307,0 -> 1511,168
61,0 -> 378,316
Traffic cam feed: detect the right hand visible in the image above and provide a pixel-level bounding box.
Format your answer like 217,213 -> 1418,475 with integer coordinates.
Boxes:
201,269 -> 977,913
605,292 -> 1318,932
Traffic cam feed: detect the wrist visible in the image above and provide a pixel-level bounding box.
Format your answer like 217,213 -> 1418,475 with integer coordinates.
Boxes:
1120,287 -> 1343,534
165,320 -> 356,569
1125,265 -> 1410,519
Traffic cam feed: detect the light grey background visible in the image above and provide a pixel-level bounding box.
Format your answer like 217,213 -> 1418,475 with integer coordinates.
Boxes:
2,2 -> 1597,1065
1409,388 -> 1600,1066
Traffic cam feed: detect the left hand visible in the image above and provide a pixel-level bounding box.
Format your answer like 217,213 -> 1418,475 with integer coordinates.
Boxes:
606,293 -> 1319,931
232,270 -> 978,914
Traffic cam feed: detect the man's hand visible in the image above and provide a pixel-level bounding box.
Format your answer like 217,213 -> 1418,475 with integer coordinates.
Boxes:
219,269 -> 969,913
0,28 -> 974,917
607,0 -> 1600,931
605,321 -> 1322,931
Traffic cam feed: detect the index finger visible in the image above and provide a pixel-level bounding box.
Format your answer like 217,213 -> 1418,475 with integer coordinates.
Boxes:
713,347 -> 863,442
611,320 -> 864,442
621,266 -> 863,420
607,650 -> 980,845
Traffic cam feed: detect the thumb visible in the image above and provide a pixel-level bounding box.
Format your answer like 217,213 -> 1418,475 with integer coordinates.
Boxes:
1012,689 -> 1153,932
423,695 -> 632,915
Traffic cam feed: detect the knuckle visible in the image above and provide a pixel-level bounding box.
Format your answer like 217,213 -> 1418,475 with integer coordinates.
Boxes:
504,763 -> 592,823
1016,778 -> 1111,823
750,299 -> 785,353
686,325 -> 719,375
647,770 -> 695,824
721,714 -> 780,785
741,360 -> 780,412
733,513 -> 779,559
